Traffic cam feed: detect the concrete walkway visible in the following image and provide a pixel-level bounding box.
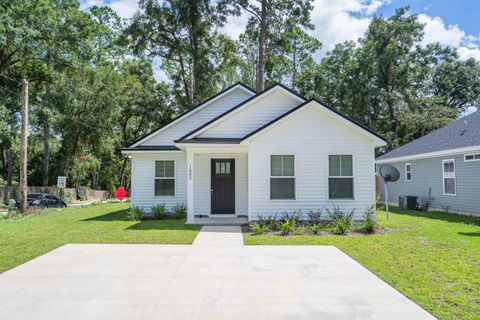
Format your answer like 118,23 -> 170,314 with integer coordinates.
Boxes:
192,225 -> 243,246
0,226 -> 435,320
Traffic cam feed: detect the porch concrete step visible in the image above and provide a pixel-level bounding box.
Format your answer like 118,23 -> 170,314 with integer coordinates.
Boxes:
192,217 -> 248,226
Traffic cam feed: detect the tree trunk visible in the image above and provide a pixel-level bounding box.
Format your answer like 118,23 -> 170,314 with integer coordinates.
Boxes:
2,149 -> 12,186
42,120 -> 49,186
292,40 -> 297,90
257,0 -> 267,91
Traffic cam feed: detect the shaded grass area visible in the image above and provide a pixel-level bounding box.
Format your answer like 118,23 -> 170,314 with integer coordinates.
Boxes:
0,203 -> 201,273
244,207 -> 480,320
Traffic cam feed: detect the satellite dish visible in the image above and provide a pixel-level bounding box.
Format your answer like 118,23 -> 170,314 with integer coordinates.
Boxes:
378,164 -> 400,220
379,164 -> 400,183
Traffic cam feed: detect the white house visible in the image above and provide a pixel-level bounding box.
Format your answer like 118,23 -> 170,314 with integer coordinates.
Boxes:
121,83 -> 386,223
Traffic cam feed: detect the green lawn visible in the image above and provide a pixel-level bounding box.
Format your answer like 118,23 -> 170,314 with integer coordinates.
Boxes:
244,208 -> 480,320
0,202 -> 201,273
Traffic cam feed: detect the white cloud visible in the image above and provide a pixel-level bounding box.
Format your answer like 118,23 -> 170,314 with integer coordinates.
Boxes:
457,47 -> 480,60
308,0 -> 386,55
418,14 -> 480,60
220,13 -> 251,40
80,0 -> 138,19
108,0 -> 138,19
418,14 -> 464,47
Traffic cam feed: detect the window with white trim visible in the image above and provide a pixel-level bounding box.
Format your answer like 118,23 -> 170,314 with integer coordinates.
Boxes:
405,163 -> 412,181
270,155 -> 295,199
155,160 -> 175,196
442,159 -> 456,195
329,155 -> 354,199
464,153 -> 480,162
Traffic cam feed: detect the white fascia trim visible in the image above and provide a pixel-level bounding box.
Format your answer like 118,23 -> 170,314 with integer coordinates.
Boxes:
241,101 -> 387,147
120,150 -> 184,154
376,145 -> 480,164
174,143 -> 247,148
184,86 -> 305,139
130,85 -> 255,147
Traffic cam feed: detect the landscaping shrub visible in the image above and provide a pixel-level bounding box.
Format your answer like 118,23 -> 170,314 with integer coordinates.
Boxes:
309,223 -> 323,235
332,219 -> 350,235
376,191 -> 384,210
280,210 -> 302,225
171,203 -> 187,219
279,219 -> 296,235
151,204 -> 168,220
364,204 -> 376,234
251,223 -> 268,235
294,224 -> 309,235
307,209 -> 324,225
327,206 -> 355,235
258,214 -> 278,231
126,206 -> 144,221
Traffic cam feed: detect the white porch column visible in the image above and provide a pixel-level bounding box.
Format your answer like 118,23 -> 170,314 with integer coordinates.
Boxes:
186,149 -> 194,223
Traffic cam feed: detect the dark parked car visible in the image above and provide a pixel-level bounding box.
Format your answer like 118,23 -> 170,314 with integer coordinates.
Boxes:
27,193 -> 67,208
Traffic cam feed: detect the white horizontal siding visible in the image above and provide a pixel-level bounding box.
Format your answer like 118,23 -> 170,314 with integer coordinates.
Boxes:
378,152 -> 480,215
193,153 -> 248,215
198,90 -> 302,138
248,105 -> 376,220
142,88 -> 253,145
131,152 -> 187,211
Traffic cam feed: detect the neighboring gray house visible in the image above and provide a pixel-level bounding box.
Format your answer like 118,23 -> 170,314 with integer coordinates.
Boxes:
376,110 -> 480,216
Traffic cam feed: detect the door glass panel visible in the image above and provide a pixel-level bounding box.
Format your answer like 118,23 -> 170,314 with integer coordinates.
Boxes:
226,162 -> 231,174
220,162 -> 225,174
216,162 -> 220,174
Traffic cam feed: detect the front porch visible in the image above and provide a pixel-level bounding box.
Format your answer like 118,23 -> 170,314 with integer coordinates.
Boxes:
182,145 -> 249,224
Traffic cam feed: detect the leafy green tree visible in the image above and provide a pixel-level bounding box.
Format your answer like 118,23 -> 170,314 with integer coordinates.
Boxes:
298,7 -> 480,150
223,0 -> 316,90
124,0 -> 237,109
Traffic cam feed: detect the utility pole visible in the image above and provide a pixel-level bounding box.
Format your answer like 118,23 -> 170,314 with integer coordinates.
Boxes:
19,79 -> 28,213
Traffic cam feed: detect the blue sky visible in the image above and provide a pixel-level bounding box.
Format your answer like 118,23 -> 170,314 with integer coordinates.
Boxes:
379,0 -> 479,37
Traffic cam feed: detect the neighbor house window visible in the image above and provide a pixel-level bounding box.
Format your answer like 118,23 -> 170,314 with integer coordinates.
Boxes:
405,163 -> 412,181
464,153 -> 480,162
155,160 -> 175,196
442,159 -> 456,196
329,155 -> 354,199
270,155 -> 295,199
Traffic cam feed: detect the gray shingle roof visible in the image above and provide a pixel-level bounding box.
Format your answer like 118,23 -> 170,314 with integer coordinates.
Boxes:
377,110 -> 480,161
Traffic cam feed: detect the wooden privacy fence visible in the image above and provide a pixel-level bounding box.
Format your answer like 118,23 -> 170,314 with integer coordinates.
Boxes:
0,186 -> 109,203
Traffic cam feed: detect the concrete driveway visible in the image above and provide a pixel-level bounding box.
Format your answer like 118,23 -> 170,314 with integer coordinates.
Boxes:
0,226 -> 435,320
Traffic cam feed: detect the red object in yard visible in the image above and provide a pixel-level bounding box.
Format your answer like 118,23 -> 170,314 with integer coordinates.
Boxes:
113,186 -> 128,201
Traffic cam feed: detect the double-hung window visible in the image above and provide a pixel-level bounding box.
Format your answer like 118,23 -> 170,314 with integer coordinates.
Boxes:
405,163 -> 412,181
270,155 -> 295,199
329,155 -> 354,199
442,159 -> 456,195
155,160 -> 175,196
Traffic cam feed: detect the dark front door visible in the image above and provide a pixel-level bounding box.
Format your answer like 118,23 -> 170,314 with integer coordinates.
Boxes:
211,159 -> 235,214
